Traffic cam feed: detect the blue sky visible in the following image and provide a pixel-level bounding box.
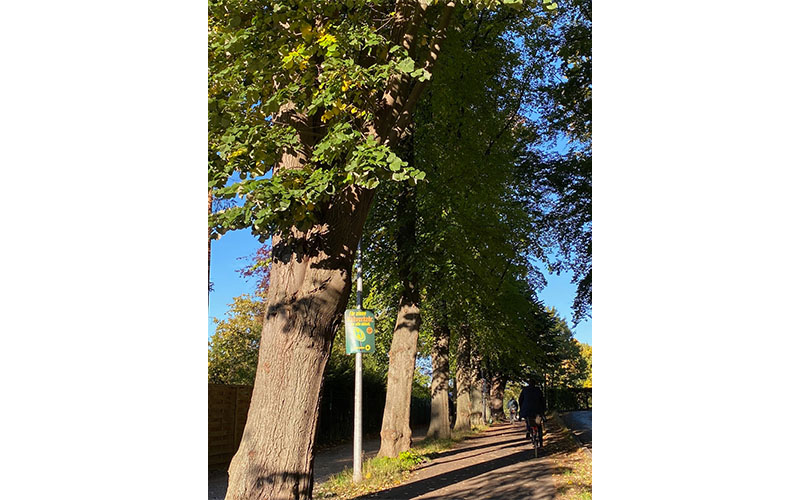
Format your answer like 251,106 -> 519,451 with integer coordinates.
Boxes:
208,230 -> 592,345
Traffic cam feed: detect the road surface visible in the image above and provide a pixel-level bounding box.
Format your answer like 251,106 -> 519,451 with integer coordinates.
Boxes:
559,410 -> 592,449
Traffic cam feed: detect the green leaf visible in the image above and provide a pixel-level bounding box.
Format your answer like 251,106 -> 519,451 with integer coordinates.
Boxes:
503,0 -> 523,10
410,68 -> 432,82
396,57 -> 415,74
388,155 -> 404,171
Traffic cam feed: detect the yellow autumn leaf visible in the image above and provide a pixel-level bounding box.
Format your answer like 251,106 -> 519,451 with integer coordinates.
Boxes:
229,148 -> 247,159
319,33 -> 336,47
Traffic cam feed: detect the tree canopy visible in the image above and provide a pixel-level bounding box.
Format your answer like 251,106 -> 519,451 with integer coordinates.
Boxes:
208,294 -> 265,385
209,0 -> 560,241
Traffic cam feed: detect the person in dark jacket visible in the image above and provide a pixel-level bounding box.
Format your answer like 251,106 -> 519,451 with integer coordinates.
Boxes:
518,379 -> 546,443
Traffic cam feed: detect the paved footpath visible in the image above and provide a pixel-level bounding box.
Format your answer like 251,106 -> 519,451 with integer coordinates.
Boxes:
357,421 -> 555,500
210,423 -> 554,500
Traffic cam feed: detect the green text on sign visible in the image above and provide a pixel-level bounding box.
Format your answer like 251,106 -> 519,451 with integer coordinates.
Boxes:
345,309 -> 376,354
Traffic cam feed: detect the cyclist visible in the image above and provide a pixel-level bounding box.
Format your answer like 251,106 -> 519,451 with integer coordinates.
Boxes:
518,379 -> 546,445
507,397 -> 519,422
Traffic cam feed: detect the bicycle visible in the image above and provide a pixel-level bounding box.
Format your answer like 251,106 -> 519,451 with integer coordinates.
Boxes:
525,416 -> 544,458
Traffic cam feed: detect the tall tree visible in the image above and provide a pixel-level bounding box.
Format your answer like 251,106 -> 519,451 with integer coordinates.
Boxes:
377,182 -> 421,457
489,374 -> 508,421
453,324 -> 472,431
425,297 -> 451,439
469,351 -> 485,427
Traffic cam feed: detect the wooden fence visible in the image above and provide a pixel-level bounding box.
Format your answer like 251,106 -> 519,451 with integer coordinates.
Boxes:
209,384 -> 253,469
209,382 -> 431,470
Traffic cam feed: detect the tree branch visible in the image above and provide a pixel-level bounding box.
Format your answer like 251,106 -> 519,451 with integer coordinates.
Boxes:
376,1 -> 426,139
385,1 -> 456,146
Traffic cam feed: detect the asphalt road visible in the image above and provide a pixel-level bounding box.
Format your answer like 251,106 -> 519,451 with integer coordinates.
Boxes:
559,410 -> 592,449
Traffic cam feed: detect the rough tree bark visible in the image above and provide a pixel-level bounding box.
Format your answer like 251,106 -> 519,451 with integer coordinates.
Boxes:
224,187 -> 374,500
453,325 -> 472,432
377,184 -> 421,458
469,352 -> 484,427
490,374 -> 507,421
426,304 -> 451,439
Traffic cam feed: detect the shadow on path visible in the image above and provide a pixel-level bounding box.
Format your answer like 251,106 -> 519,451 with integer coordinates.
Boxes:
426,435 -> 523,460
358,450 -> 552,500
356,423 -> 555,500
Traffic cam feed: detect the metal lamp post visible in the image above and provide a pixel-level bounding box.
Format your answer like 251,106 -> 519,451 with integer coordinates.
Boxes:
353,240 -> 363,483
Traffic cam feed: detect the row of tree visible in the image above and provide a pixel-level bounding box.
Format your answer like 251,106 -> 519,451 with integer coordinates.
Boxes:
208,294 -> 592,428
208,0 -> 590,498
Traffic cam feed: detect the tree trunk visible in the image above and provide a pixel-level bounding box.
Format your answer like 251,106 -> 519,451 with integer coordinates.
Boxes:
426,315 -> 451,440
469,353 -> 484,428
453,325 -> 471,432
377,294 -> 420,457
490,374 -> 507,421
378,185 -> 421,458
224,187 -> 373,500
